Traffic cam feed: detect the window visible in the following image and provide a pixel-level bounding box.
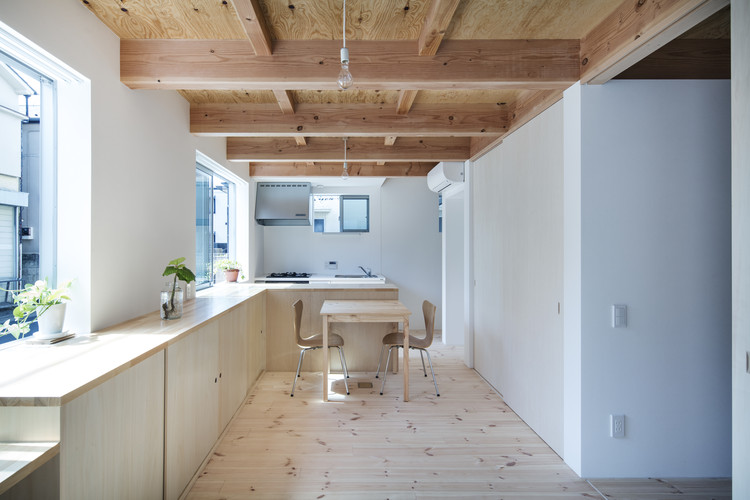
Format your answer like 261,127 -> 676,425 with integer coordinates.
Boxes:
195,153 -> 236,289
0,50 -> 56,344
312,194 -> 369,233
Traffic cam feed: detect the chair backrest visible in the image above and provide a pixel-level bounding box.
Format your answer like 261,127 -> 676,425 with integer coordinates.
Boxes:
292,299 -> 304,345
421,300 -> 437,347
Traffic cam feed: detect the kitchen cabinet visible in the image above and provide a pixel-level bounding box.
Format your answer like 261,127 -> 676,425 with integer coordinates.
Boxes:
61,352 -> 165,500
266,288 -> 399,372
165,322 -> 219,500
219,305 -> 247,431
247,292 -> 266,389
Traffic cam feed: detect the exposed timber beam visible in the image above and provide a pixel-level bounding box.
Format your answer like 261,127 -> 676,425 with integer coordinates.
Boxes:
228,137 -> 470,162
191,103 -> 508,137
580,0 -> 728,84
469,90 -> 563,161
120,39 -> 580,90
249,162 -> 436,177
231,0 -> 273,56
273,89 -> 296,114
418,0 -> 462,56
384,136 -> 397,146
396,90 -> 419,115
294,136 -> 307,146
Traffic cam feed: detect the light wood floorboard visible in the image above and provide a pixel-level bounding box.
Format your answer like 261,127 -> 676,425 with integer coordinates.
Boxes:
186,335 -> 731,499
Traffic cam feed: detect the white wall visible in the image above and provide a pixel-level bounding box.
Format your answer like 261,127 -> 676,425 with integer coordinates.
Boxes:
577,80 -> 731,478
732,2 -> 750,497
381,178 -> 441,331
263,185 -> 381,277
0,1 -> 254,331
472,101 -> 565,455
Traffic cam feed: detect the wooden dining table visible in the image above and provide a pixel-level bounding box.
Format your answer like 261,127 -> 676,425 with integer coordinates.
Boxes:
320,299 -> 412,402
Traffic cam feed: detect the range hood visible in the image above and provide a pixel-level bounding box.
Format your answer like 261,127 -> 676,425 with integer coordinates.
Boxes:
255,182 -> 312,226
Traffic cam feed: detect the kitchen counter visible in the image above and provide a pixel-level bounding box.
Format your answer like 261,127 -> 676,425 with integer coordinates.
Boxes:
255,273 -> 388,285
0,280 -> 396,407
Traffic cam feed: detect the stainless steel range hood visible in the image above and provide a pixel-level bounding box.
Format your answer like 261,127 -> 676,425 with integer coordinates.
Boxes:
255,182 -> 312,226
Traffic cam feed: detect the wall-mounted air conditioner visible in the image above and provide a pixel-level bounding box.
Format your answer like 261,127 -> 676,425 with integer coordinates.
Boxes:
427,162 -> 464,195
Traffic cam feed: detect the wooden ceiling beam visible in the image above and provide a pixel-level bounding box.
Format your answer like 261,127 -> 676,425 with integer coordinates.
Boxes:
580,0 -> 728,84
230,0 -> 273,56
228,137 -> 470,162
120,39 -> 580,90
294,136 -> 307,146
418,0 -> 462,56
396,90 -> 419,115
249,162 -> 436,177
272,89 -> 296,114
384,136 -> 397,146
191,103 -> 509,137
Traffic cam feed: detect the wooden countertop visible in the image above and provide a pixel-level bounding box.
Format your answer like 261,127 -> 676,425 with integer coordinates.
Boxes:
0,281 -> 397,407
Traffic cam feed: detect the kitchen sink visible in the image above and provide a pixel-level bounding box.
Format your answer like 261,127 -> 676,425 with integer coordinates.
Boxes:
334,274 -> 372,278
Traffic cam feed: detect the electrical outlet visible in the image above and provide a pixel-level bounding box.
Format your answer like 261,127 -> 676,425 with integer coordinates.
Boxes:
610,414 -> 625,438
325,261 -> 338,270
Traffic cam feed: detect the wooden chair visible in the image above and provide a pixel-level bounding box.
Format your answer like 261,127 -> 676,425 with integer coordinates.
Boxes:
290,299 -> 350,397
376,300 -> 440,397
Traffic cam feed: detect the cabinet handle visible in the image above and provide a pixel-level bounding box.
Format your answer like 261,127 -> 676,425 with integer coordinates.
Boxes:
214,377 -> 217,383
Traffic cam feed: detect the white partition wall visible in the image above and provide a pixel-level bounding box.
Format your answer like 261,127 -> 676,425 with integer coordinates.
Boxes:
732,2 -> 750,498
472,101 -> 565,455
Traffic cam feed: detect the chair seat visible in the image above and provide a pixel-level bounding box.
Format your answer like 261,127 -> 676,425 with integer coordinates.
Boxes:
298,332 -> 345,348
381,330 -> 431,349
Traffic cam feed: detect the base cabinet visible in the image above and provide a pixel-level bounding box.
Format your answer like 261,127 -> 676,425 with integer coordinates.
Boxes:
165,322 -> 220,500
61,352 -> 165,500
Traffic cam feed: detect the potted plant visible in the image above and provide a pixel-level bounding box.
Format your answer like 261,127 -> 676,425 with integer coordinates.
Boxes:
215,259 -> 245,282
161,257 -> 196,320
0,279 -> 72,341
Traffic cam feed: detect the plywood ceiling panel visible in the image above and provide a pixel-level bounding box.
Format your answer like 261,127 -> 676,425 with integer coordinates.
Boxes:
292,89 -> 399,105
258,0 -> 429,40
81,0 -> 247,39
679,5 -> 730,39
445,0 -> 623,40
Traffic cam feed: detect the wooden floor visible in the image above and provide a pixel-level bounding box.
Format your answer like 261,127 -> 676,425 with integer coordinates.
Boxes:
186,336 -> 731,499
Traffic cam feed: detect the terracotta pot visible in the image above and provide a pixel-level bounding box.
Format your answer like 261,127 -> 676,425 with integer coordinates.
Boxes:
224,269 -> 240,282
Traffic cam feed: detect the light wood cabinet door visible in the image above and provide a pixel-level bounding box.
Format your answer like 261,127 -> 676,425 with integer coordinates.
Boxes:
218,306 -> 248,432
165,323 -> 219,500
60,352 -> 164,500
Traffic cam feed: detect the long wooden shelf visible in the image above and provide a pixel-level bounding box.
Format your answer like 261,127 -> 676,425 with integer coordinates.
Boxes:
0,441 -> 59,494
0,282 -> 396,407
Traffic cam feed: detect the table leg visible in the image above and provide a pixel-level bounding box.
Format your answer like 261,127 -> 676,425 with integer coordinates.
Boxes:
403,317 -> 409,402
323,315 -> 329,402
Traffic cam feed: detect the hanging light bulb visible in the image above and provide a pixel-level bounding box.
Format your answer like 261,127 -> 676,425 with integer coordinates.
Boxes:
341,137 -> 350,180
337,0 -> 353,90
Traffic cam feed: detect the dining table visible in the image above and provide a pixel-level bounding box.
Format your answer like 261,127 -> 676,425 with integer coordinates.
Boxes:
320,299 -> 412,401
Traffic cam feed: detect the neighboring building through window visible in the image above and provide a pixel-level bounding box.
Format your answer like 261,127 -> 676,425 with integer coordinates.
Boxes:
195,152 -> 236,290
0,52 -> 55,344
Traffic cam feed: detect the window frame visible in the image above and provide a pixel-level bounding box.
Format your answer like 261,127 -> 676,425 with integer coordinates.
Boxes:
340,195 -> 370,232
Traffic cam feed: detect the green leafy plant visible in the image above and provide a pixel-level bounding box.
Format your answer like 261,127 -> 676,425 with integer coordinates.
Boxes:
0,280 -> 72,340
214,259 -> 245,280
162,257 -> 195,318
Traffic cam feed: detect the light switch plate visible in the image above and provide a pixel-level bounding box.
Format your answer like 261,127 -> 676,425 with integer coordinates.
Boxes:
612,304 -> 627,328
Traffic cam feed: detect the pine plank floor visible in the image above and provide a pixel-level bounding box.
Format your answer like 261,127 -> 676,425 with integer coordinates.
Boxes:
186,336 -> 731,499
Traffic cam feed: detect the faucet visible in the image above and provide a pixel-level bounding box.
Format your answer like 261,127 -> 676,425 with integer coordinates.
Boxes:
358,266 -> 373,277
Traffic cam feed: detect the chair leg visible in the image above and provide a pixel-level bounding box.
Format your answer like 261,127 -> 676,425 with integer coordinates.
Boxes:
380,346 -> 397,395
336,346 -> 350,395
419,349 -> 427,377
423,349 -> 440,397
375,344 -> 386,378
291,348 -> 306,397
339,346 -> 350,379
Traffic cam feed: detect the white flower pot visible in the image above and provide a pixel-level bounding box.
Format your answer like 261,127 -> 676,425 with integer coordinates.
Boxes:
34,303 -> 67,339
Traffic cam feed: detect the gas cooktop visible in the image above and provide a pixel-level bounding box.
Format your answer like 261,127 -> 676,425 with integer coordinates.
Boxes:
267,272 -> 311,278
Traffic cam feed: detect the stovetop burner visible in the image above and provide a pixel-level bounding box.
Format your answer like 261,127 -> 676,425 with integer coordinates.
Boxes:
267,272 -> 311,278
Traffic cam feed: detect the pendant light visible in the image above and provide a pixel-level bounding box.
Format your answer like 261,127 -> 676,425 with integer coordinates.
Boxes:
341,137 -> 350,180
337,0 -> 353,90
